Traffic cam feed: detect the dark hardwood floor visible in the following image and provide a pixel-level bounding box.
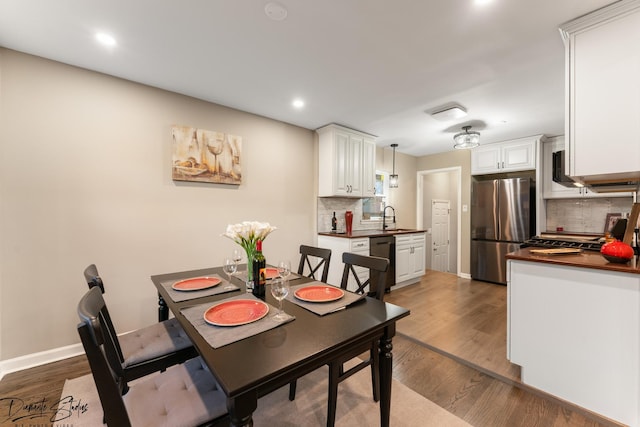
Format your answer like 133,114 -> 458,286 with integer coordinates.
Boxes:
386,269 -> 519,381
0,270 -> 620,427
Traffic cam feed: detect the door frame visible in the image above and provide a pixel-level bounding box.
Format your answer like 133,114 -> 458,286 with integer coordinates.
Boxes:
416,167 -> 462,276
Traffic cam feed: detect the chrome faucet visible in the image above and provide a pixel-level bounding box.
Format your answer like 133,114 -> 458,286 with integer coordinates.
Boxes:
382,205 -> 396,230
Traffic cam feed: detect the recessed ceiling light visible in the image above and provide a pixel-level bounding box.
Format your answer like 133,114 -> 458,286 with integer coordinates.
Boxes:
474,0 -> 493,6
95,32 -> 116,47
265,2 -> 288,21
292,99 -> 305,109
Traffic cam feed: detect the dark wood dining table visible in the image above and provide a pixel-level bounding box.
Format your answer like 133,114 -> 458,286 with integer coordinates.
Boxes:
151,265 -> 410,427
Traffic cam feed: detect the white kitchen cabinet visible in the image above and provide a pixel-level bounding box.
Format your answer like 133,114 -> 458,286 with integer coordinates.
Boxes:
508,258 -> 640,426
317,124 -> 376,197
471,136 -> 540,175
395,233 -> 425,285
560,1 -> 640,184
542,136 -> 634,199
361,138 -> 377,197
317,236 -> 369,292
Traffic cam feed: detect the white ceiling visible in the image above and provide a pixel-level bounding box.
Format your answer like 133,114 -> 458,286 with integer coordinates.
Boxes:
0,0 -> 615,157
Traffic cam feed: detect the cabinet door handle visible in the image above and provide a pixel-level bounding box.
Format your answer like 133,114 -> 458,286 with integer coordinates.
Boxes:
502,161 -> 505,169
497,162 -> 500,169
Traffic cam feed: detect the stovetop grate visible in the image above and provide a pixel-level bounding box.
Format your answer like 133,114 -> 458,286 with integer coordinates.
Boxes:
521,236 -> 603,252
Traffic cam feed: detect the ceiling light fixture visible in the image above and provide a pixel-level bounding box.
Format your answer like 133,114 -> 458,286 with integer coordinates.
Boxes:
431,104 -> 467,121
453,126 -> 480,149
389,144 -> 399,188
292,99 -> 304,109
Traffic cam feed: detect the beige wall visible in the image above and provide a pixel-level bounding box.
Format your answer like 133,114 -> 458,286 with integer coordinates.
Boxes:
0,49 -> 316,360
377,146 -> 418,229
416,150 -> 472,275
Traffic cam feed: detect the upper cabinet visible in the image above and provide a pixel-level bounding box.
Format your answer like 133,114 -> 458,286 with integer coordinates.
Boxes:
471,135 -> 541,175
361,139 -> 376,198
317,124 -> 376,197
560,0 -> 640,184
542,136 -> 632,198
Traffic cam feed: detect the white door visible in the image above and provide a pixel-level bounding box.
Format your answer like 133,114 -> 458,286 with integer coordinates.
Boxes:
431,200 -> 450,272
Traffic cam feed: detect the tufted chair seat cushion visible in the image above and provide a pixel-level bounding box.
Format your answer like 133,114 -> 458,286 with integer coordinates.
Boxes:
123,356 -> 227,427
119,317 -> 192,367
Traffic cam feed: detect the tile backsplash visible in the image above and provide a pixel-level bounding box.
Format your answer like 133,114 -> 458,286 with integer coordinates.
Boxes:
317,198 -> 378,233
546,197 -> 634,234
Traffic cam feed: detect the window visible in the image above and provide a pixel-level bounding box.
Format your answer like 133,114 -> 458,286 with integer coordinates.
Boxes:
362,171 -> 389,221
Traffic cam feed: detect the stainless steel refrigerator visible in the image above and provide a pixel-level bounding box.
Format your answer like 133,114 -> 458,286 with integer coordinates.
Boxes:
471,177 -> 534,284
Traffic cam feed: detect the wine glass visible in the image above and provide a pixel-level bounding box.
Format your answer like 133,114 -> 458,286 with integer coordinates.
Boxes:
222,257 -> 237,290
277,260 -> 291,281
270,278 -> 290,321
232,249 -> 243,267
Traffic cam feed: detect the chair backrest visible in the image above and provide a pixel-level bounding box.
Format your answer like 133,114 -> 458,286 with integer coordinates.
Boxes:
297,245 -> 332,283
340,252 -> 389,301
84,263 -> 105,293
77,286 -> 132,426
82,264 -> 125,365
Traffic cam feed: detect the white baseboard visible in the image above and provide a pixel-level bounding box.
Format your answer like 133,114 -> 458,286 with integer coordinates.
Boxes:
459,272 -> 471,280
0,343 -> 84,380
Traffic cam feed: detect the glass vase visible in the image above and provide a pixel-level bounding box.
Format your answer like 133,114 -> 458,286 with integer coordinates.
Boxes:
244,246 -> 255,291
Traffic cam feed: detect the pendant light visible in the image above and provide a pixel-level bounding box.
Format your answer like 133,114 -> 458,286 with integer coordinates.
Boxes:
453,125 -> 480,149
389,143 -> 399,188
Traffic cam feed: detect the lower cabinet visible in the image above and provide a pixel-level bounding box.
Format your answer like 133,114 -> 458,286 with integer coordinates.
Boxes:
395,233 -> 425,284
317,236 -> 369,292
508,259 -> 640,426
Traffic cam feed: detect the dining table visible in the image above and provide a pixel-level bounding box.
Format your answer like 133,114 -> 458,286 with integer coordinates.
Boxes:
151,265 -> 410,427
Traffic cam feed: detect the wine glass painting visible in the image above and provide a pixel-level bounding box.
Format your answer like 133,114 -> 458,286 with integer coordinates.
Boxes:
171,125 -> 243,184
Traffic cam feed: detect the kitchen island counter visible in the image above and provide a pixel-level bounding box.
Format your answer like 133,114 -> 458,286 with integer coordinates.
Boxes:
507,248 -> 640,426
318,229 -> 426,239
506,247 -> 640,274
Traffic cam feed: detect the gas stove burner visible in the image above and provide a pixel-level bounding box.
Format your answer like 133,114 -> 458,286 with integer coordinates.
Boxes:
521,235 -> 604,252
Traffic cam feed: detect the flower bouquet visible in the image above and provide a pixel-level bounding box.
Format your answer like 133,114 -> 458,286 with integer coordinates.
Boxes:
222,221 -> 277,283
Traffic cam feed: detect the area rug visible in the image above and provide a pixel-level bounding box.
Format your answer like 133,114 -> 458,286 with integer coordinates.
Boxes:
55,363 -> 471,426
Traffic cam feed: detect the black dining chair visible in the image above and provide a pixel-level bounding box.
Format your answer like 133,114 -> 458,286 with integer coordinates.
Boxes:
289,252 -> 389,427
82,264 -> 197,392
77,286 -> 228,427
297,244 -> 332,283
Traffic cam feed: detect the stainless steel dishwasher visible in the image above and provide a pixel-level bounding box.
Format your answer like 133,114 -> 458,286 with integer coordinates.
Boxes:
369,235 -> 395,292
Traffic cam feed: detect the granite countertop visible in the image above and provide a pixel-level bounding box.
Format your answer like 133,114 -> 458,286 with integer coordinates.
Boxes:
318,229 -> 426,239
506,248 -> 640,275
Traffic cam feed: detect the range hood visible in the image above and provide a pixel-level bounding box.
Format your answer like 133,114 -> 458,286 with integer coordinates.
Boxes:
552,150 -> 639,193
584,180 -> 640,193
